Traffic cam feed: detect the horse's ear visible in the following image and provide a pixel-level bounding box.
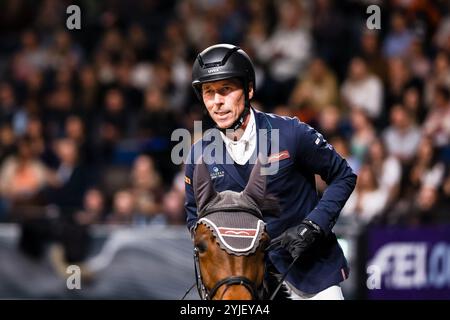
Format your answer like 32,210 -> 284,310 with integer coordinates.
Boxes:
193,158 -> 217,213
243,153 -> 267,206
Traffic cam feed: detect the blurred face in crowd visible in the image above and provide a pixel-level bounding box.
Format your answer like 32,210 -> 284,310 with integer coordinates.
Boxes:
26,117 -> 43,138
391,12 -> 407,33
403,87 -> 420,113
56,138 -> 78,165
434,88 -> 449,109
54,30 -> 71,51
368,139 -> 385,162
21,30 -> 38,50
350,109 -> 370,131
390,104 -> 410,129
144,87 -> 165,111
0,83 -> 15,107
349,58 -> 368,81
113,190 -> 135,216
66,116 -> 84,141
417,186 -> 437,210
18,139 -> 33,161
105,89 -> 124,113
51,86 -> 73,110
84,189 -> 104,213
0,125 -> 14,146
80,66 -> 97,88
132,155 -> 160,190
357,165 -> 378,191
417,137 -> 434,162
202,78 -> 253,130
329,136 -> 349,158
361,31 -> 379,55
434,51 -> 448,74
27,71 -> 44,92
388,58 -> 409,85
319,105 -> 340,133
309,58 -> 327,81
278,0 -> 302,29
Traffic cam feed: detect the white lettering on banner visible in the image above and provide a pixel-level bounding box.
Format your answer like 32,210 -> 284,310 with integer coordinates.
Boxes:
368,243 -> 427,289
428,243 -> 450,288
368,242 -> 450,290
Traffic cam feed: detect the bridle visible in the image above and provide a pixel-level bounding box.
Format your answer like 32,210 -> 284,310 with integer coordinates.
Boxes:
181,241 -> 300,300
193,246 -> 265,300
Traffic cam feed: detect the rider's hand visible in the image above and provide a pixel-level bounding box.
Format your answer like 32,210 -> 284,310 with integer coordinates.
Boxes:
267,219 -> 323,259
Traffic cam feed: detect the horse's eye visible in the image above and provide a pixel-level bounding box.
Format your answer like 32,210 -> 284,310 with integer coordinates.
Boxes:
196,241 -> 207,253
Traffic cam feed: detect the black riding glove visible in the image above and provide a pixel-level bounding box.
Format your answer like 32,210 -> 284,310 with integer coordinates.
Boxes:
267,219 -> 324,259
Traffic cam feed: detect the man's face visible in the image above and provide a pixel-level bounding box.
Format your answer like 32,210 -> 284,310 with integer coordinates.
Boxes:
201,78 -> 252,129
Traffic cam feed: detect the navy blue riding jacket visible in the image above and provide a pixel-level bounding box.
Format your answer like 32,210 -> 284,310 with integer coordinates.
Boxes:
184,108 -> 357,294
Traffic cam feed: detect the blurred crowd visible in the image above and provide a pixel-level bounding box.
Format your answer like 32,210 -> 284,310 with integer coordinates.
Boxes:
0,0 -> 449,236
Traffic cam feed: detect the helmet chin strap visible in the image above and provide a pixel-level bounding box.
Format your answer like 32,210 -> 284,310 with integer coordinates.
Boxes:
215,82 -> 251,133
216,105 -> 250,133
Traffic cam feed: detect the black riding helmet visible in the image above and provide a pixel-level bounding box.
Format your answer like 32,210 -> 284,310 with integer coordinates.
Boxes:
192,44 -> 256,131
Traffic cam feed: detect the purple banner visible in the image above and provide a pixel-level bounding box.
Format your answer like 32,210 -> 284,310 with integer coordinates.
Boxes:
366,225 -> 450,300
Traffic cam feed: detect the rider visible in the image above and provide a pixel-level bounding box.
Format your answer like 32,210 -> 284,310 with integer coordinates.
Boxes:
184,44 -> 357,300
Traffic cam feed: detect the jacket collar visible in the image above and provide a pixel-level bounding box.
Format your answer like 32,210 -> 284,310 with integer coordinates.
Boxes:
202,107 -> 274,189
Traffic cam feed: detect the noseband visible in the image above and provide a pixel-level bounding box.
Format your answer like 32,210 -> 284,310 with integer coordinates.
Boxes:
193,246 -> 264,300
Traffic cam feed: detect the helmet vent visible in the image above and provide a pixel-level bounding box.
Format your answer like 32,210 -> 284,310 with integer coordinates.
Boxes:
198,46 -> 241,69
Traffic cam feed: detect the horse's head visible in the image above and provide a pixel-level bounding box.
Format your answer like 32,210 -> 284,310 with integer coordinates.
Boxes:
192,156 -> 275,300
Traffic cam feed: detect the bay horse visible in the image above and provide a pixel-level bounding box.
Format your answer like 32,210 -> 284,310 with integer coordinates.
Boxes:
190,155 -> 280,300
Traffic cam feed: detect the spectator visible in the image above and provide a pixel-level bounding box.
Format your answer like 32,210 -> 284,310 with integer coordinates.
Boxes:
11,30 -> 48,82
434,14 -> 450,52
0,124 -> 16,164
349,109 -> 376,164
424,52 -> 450,108
409,137 -> 445,191
257,0 -> 312,107
46,29 -> 83,72
329,135 -> 360,175
392,185 -> 449,226
106,189 -> 141,225
316,105 -> 349,141
382,10 -> 415,58
341,57 -> 383,120
289,58 -> 339,119
95,88 -> 129,163
0,136 -> 48,220
130,155 -> 165,224
45,138 -> 90,212
383,57 -> 413,126
366,138 -> 402,205
0,82 -> 20,126
77,65 -> 100,114
423,86 -> 450,147
402,85 -> 426,124
75,188 -> 106,225
406,38 -> 431,80
25,115 -> 46,160
359,30 -> 388,83
382,104 -> 421,164
341,163 -> 388,224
